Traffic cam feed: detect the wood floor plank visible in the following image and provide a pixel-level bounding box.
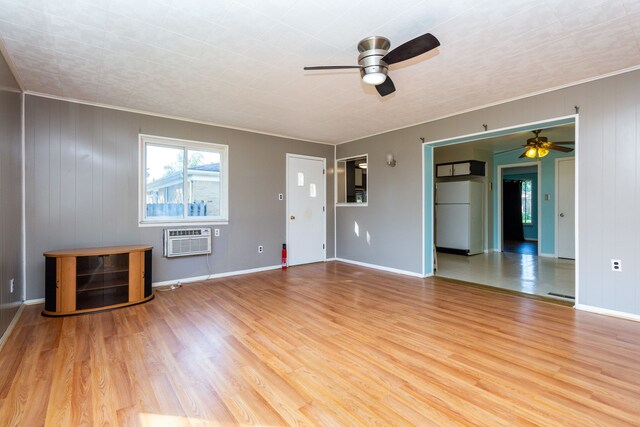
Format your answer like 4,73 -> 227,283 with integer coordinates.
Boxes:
1,261 -> 640,426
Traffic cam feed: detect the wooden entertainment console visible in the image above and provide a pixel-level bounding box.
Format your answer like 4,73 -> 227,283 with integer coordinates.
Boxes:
43,245 -> 153,316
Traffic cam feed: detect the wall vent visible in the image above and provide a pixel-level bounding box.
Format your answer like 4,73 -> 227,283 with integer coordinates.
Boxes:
163,228 -> 211,257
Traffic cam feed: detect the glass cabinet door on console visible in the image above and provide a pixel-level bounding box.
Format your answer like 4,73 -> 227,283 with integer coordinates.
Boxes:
76,254 -> 130,310
43,245 -> 153,316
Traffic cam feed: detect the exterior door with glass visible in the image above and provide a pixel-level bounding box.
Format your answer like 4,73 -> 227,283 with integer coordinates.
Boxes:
286,154 -> 326,266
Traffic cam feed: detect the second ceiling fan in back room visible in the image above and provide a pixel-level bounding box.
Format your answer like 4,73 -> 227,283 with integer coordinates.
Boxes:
518,129 -> 574,159
304,32 -> 440,97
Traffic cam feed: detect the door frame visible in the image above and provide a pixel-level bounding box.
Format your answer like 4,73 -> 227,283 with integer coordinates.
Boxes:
496,162 -> 541,254
555,157 -> 576,259
422,114 -> 579,304
285,153 -> 327,264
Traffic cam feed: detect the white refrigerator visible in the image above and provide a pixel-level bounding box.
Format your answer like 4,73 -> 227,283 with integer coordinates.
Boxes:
435,181 -> 483,255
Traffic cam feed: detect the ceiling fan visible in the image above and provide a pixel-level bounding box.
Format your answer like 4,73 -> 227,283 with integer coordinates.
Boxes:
518,129 -> 574,159
303,32 -> 440,97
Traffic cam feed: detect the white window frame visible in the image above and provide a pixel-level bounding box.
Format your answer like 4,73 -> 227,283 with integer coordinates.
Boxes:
139,134 -> 229,226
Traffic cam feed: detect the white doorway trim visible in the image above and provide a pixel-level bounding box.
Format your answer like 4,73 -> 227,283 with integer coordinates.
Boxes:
285,153 -> 327,264
422,114 -> 579,305
496,162 -> 541,254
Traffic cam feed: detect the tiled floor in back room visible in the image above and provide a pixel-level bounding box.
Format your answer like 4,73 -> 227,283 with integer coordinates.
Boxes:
435,251 -> 575,301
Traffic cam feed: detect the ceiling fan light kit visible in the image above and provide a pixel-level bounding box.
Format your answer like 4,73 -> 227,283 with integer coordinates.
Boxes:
519,129 -> 574,159
525,147 -> 549,159
358,36 -> 390,85
304,32 -> 440,97
525,147 -> 538,158
362,72 -> 387,85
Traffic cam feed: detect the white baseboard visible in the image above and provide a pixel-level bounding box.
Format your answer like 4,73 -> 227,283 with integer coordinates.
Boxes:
334,258 -> 425,278
24,298 -> 45,305
575,304 -> 640,322
539,252 -> 556,258
325,257 -> 337,261
0,304 -> 25,351
152,264 -> 281,287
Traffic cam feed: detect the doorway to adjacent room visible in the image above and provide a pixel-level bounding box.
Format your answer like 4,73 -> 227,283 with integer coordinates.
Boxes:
498,163 -> 540,256
424,117 -> 577,303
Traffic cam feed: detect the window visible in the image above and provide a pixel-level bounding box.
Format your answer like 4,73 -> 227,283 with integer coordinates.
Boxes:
521,179 -> 532,224
140,135 -> 228,225
336,155 -> 367,205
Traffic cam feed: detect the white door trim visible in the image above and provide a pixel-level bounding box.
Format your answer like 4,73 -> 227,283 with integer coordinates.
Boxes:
422,114 -> 579,305
496,161 -> 540,254
285,153 -> 327,264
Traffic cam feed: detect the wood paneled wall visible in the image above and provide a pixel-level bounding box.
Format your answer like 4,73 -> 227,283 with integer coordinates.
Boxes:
337,69 -> 640,317
0,52 -> 23,339
24,96 -> 335,300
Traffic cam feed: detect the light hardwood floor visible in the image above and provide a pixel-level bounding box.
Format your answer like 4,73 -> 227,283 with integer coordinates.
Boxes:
1,262 -> 639,426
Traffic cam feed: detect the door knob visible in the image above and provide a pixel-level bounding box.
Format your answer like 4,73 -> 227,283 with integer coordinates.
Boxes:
290,215 -> 296,220
560,213 -> 565,217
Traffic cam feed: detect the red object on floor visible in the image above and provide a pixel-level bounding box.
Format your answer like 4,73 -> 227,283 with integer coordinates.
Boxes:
282,244 -> 287,270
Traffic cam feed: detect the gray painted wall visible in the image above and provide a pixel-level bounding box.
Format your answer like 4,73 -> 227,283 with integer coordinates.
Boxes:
25,95 -> 334,300
335,128 -> 423,273
0,51 -> 23,339
337,69 -> 640,316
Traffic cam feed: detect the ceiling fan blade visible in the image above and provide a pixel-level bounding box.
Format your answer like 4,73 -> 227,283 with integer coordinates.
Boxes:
375,76 -> 396,97
518,151 -> 528,158
550,141 -> 575,145
547,145 -> 574,153
303,65 -> 362,70
382,33 -> 440,65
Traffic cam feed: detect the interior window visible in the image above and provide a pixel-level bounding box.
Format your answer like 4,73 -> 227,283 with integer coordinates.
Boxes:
337,155 -> 367,204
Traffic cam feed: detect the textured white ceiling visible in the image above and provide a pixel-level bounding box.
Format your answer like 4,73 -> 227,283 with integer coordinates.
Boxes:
0,0 -> 639,144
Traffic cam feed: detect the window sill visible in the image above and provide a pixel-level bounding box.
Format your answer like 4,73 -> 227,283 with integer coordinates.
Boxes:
336,203 -> 368,207
139,220 -> 229,227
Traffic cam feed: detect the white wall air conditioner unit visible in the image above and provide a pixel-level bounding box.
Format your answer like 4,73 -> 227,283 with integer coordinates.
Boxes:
163,228 -> 212,257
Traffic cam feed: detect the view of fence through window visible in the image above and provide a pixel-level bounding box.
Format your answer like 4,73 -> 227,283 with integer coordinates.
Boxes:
145,144 -> 221,219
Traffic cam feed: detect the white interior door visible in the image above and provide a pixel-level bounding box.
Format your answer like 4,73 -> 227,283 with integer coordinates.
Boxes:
557,158 -> 575,259
287,154 -> 326,266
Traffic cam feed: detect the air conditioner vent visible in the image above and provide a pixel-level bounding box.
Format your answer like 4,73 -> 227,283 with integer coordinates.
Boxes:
163,228 -> 211,257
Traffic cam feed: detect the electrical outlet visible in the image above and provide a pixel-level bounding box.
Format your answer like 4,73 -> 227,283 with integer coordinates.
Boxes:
278,193 -> 283,201
611,259 -> 622,272
258,245 -> 263,253
10,278 -> 14,293
214,228 -> 220,237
